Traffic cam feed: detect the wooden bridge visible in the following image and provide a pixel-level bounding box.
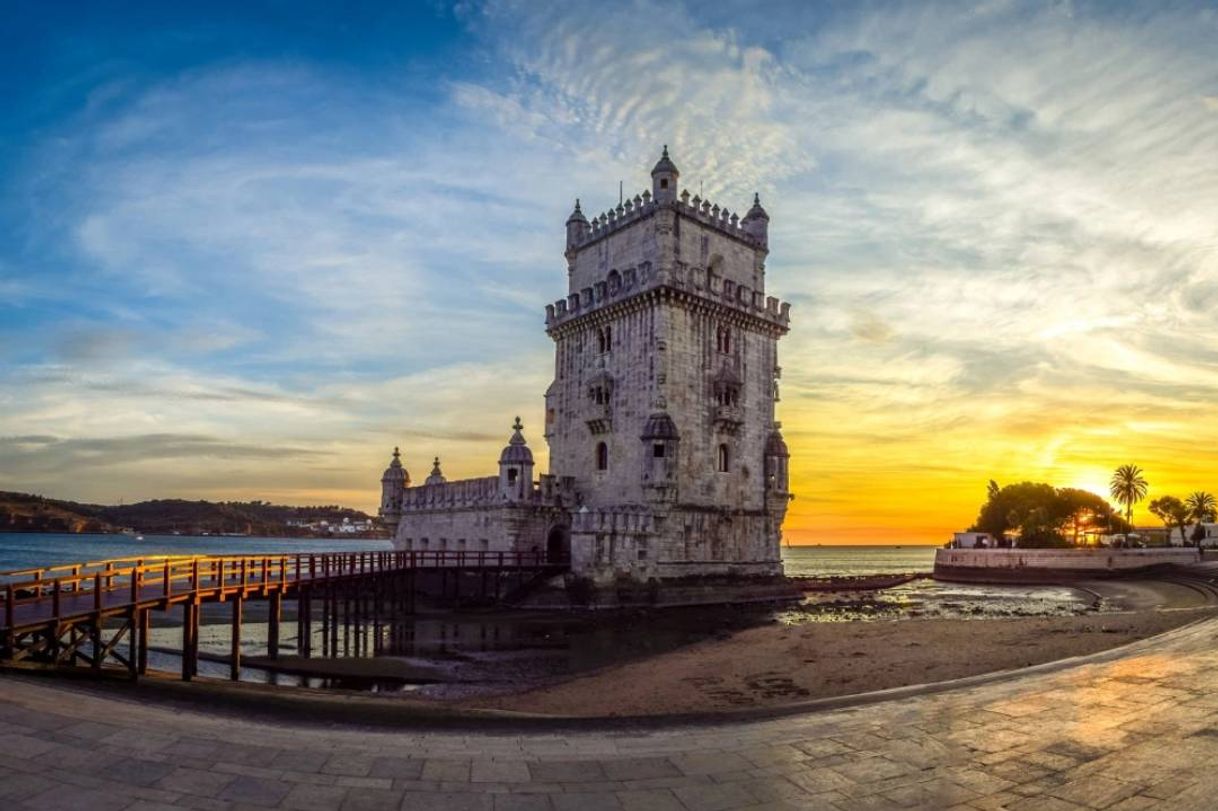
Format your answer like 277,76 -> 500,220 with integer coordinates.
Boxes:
0,550 -> 564,682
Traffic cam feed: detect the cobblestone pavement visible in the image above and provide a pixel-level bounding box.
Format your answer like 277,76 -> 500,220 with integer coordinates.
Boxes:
4,619 -> 1218,810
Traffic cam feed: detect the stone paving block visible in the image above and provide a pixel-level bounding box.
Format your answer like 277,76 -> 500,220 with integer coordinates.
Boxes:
125,802 -> 183,811
324,755 -> 378,777
99,728 -> 177,753
1006,796 -> 1091,811
615,788 -> 684,811
0,733 -> 60,759
369,757 -> 425,780
156,766 -> 237,798
422,760 -> 473,783
340,787 -> 407,811
102,756 -> 177,787
272,749 -> 333,773
492,794 -> 554,811
527,760 -> 607,783
1105,798 -> 1159,811
25,783 -> 134,811
670,751 -> 753,776
2,771 -> 53,802
600,757 -> 681,781
550,793 -> 621,811
282,782 -> 351,810
218,774 -> 294,807
1049,774 -> 1143,809
472,759 -> 531,784
400,791 -> 494,811
671,781 -> 756,811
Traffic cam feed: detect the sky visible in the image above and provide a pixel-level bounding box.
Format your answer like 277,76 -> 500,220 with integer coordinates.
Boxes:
1,1 -> 1216,544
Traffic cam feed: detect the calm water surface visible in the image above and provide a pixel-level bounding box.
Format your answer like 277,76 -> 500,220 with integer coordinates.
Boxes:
0,534 -> 931,576
0,532 -> 391,572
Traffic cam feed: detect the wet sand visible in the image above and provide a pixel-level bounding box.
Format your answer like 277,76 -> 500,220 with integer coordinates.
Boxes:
439,578 -> 1216,716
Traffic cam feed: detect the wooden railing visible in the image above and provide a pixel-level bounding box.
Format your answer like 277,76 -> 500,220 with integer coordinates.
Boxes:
1,550 -> 553,624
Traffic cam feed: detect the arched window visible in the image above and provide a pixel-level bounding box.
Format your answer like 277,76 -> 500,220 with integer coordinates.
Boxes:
716,326 -> 731,354
507,468 -> 518,484
596,442 -> 609,471
716,444 -> 729,473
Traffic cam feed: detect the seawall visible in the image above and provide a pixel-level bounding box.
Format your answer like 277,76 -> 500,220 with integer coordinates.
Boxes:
934,547 -> 1201,584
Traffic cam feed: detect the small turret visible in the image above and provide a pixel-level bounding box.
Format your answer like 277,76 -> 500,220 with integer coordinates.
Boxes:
764,426 -> 790,493
565,198 -> 589,249
650,145 -> 679,204
641,412 -> 680,498
378,446 -> 410,530
742,192 -> 769,246
498,416 -> 535,501
425,456 -> 446,486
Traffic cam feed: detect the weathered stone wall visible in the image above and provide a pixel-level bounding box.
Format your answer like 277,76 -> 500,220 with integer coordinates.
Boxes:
394,500 -> 563,556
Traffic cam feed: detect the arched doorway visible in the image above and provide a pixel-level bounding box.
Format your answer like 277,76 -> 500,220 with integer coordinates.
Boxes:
546,525 -> 570,565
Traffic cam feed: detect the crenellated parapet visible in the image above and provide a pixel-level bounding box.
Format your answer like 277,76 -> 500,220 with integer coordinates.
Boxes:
400,476 -> 501,511
545,265 -> 791,335
569,187 -> 766,252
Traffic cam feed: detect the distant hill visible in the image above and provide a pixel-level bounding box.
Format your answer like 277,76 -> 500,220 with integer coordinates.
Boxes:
0,491 -> 384,538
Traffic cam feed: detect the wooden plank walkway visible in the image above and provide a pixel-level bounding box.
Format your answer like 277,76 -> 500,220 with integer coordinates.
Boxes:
0,550 -> 561,681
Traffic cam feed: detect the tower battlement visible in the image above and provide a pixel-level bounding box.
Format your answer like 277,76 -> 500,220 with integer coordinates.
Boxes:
569,188 -> 766,252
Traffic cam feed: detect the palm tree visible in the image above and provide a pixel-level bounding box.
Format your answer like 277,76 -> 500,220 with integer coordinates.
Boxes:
1110,465 -> 1149,530
1186,491 -> 1216,524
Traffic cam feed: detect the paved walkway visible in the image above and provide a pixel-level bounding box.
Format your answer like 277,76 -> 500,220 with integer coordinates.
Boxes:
4,619 -> 1218,810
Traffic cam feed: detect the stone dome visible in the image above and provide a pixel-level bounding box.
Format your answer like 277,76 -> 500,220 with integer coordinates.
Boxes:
744,192 -> 769,221
641,412 -> 680,440
381,447 -> 410,485
499,417 -> 534,464
651,145 -> 679,177
566,198 -> 588,224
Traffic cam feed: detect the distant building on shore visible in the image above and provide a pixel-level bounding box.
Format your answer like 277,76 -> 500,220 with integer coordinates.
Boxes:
379,148 -> 792,583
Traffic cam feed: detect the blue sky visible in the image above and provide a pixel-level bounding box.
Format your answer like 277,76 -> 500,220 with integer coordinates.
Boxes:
2,1 -> 1217,539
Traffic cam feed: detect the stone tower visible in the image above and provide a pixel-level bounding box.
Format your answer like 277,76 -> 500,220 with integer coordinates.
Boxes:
544,147 -> 792,581
378,447 -> 409,532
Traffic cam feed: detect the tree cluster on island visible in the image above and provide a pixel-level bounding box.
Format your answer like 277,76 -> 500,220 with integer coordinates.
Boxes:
0,491 -> 385,538
969,465 -> 1215,549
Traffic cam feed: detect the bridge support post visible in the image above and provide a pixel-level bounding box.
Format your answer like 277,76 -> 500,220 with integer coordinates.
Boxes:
137,608 -> 149,675
230,596 -> 243,681
91,616 -> 103,672
268,591 -> 281,659
300,591 -> 312,658
182,601 -> 197,682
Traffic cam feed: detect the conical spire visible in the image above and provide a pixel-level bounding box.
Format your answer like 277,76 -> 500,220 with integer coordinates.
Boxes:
424,455 -> 446,486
